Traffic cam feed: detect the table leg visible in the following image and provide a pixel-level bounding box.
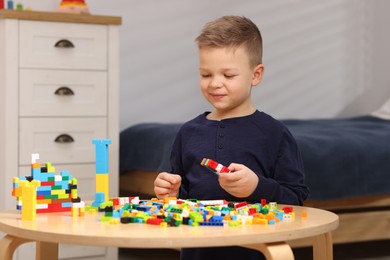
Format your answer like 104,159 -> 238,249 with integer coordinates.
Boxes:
0,234 -> 32,260
313,232 -> 333,260
36,241 -> 59,260
243,242 -> 294,260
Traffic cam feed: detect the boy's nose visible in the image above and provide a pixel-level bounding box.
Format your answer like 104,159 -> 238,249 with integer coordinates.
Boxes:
209,77 -> 223,88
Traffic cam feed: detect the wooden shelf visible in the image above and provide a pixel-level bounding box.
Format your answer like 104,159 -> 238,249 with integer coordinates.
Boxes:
0,9 -> 121,25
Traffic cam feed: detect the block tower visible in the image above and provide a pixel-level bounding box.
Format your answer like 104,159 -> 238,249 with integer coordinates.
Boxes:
92,139 -> 111,202
12,154 -> 81,215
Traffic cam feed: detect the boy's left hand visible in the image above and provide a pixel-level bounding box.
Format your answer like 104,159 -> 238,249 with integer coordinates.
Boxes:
218,163 -> 259,198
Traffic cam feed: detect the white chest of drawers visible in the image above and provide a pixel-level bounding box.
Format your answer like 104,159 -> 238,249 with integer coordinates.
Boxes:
0,10 -> 121,260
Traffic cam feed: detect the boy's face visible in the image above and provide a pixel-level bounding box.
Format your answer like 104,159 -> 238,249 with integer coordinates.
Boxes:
198,46 -> 263,119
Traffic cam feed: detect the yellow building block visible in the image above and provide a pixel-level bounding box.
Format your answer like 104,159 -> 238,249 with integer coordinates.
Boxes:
13,176 -> 19,183
46,162 -> 55,173
96,173 -> 109,202
51,189 -> 66,195
31,180 -> 41,187
58,194 -> 70,199
71,189 -> 78,199
71,178 -> 78,185
21,182 -> 36,221
253,218 -> 268,225
110,218 -> 119,224
79,207 -> 85,217
19,180 -> 28,187
72,207 -> 78,218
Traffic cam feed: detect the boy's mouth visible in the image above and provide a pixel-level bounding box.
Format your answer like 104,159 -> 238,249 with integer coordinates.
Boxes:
210,94 -> 226,100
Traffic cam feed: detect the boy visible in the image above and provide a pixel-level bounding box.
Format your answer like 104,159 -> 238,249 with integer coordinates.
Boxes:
154,16 -> 310,260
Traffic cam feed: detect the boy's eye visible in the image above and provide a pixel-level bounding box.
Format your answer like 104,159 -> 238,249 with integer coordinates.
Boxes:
201,74 -> 211,78
225,74 -> 236,78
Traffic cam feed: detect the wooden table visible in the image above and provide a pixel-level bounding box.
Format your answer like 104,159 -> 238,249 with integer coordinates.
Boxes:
0,205 -> 338,260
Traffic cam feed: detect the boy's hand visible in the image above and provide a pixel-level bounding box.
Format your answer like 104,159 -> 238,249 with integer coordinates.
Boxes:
154,172 -> 182,199
218,163 -> 259,198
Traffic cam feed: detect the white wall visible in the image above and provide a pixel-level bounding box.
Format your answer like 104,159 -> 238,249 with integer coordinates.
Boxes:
18,0 -> 390,130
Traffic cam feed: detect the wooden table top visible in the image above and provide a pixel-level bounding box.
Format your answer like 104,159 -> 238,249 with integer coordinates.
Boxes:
0,205 -> 338,249
0,10 -> 121,25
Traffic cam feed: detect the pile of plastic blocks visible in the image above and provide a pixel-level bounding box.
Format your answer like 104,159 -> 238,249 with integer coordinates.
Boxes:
87,197 -> 301,227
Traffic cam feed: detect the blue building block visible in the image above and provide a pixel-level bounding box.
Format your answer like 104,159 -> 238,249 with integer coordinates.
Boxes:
60,170 -> 72,179
92,192 -> 106,208
7,0 -> 14,10
113,209 -> 123,218
55,180 -> 70,190
136,206 -> 152,212
36,190 -> 51,196
34,172 -> 49,182
36,186 -> 52,192
62,202 -> 72,208
209,216 -> 224,222
92,139 -> 111,174
31,168 -> 41,179
199,222 -> 224,226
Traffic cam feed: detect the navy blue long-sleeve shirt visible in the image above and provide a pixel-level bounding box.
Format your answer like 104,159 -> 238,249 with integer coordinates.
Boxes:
170,110 -> 310,260
170,110 -> 309,204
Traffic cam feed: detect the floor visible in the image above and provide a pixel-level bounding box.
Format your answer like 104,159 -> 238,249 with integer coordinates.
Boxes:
118,240 -> 390,260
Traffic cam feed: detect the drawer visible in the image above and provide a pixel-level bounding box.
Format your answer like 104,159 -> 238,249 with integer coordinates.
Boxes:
19,164 -> 97,201
19,20 -> 107,70
19,118 -> 107,165
19,69 -> 107,117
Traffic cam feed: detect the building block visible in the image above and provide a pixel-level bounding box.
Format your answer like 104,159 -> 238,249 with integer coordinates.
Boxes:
269,202 -> 278,212
96,174 -> 109,203
20,180 -> 39,221
92,192 -> 105,208
6,0 -> 13,10
46,162 -> 55,173
92,138 -> 111,202
200,158 -> 230,175
31,153 -> 39,164
92,139 -> 111,174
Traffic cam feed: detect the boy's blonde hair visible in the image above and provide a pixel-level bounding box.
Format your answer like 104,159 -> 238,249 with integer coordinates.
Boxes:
195,16 -> 263,67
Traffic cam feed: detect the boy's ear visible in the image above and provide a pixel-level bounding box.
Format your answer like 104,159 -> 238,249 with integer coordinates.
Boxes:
252,64 -> 264,86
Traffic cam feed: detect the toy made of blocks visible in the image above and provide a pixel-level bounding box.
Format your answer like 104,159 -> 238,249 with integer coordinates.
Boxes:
12,154 -> 83,214
200,158 -> 230,175
92,139 -> 111,202
58,0 -> 90,14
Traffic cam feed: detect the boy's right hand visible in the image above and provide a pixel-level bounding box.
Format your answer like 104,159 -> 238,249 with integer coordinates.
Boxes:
154,172 -> 182,199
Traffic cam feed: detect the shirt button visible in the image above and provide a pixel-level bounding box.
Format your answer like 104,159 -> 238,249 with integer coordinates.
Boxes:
218,143 -> 223,149
219,124 -> 225,128
219,133 -> 224,138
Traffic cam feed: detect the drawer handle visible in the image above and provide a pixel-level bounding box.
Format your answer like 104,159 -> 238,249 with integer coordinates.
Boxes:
54,39 -> 75,48
54,134 -> 74,143
54,87 -> 74,96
